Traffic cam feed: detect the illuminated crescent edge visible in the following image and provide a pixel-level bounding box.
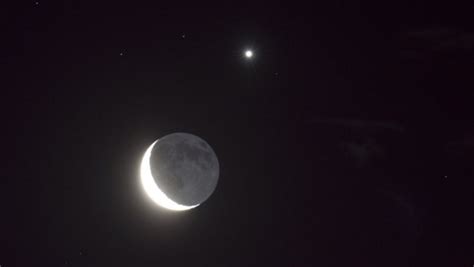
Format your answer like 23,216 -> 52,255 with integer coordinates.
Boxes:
140,140 -> 199,211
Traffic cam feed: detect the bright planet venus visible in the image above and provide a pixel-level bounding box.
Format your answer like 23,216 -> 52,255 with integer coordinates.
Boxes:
140,133 -> 219,211
245,49 -> 253,58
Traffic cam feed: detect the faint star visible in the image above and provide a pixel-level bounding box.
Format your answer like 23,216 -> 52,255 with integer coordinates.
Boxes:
119,52 -> 124,56
35,1 -> 39,5
182,34 -> 186,38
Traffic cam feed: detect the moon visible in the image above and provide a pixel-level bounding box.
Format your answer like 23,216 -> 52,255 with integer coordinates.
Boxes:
140,133 -> 219,211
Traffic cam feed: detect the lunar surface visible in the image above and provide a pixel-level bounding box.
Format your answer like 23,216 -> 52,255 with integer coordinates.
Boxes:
141,133 -> 219,211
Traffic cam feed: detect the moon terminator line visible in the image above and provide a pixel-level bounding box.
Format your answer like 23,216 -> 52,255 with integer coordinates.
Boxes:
140,133 -> 219,211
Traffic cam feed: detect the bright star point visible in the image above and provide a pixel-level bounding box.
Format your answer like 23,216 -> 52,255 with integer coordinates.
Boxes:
244,50 -> 253,58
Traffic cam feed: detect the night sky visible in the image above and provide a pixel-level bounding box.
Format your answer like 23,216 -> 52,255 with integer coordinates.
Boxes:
3,1 -> 474,266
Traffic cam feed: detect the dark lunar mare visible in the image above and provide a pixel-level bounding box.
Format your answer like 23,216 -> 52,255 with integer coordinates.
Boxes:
149,133 -> 219,206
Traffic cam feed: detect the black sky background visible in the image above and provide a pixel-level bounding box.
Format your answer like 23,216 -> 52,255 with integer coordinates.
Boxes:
3,1 -> 474,266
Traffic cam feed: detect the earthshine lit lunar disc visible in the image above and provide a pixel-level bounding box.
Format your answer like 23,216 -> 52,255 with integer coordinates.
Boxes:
140,133 -> 219,211
140,140 -> 196,211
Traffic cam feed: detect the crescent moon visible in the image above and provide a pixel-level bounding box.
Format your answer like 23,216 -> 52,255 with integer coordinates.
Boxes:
140,140 -> 199,211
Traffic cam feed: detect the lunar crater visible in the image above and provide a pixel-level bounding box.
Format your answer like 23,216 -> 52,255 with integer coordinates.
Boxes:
148,133 -> 219,207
